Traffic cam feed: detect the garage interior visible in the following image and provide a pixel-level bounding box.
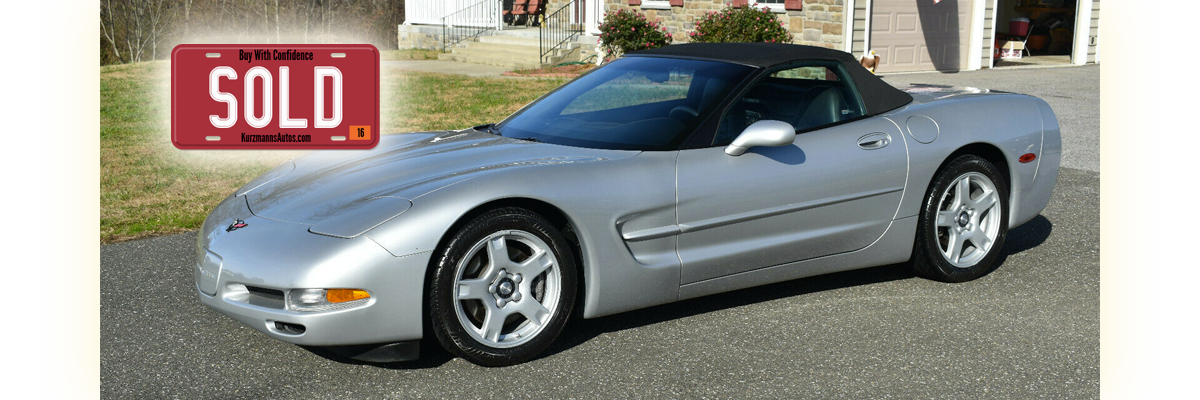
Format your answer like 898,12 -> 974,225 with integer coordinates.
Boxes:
992,0 -> 1078,68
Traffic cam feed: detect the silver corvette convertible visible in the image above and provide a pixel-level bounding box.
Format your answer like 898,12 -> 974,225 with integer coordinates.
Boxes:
196,43 -> 1060,366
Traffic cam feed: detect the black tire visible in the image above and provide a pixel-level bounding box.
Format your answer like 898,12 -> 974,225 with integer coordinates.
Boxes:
911,155 -> 1009,282
428,207 -> 578,367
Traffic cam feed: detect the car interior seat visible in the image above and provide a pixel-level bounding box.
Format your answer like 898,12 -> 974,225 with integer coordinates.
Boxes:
794,87 -> 845,130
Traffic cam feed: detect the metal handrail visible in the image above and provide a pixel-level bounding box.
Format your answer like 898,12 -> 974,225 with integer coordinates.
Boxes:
539,0 -> 584,65
442,0 -> 502,52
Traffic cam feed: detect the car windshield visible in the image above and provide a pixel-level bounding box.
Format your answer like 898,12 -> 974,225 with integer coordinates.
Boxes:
495,57 -> 755,150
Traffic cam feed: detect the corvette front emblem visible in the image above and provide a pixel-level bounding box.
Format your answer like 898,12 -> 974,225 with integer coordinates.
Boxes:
226,219 -> 248,232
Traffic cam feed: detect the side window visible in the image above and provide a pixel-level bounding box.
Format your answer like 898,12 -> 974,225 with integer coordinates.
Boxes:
714,62 -> 866,146
561,69 -> 695,115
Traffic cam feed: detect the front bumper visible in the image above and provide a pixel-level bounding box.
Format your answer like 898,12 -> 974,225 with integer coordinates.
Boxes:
195,195 -> 432,347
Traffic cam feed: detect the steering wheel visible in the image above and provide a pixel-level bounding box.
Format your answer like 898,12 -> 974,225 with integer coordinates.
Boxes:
669,105 -> 699,121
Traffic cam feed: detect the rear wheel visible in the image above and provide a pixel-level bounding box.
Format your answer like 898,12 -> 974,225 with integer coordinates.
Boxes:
912,155 -> 1009,282
428,207 -> 577,366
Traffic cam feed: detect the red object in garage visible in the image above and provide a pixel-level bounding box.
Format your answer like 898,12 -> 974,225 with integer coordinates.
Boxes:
1009,17 -> 1031,37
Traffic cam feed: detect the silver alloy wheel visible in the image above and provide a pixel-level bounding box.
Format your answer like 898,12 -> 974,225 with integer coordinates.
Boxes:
452,230 -> 562,348
934,172 -> 1002,268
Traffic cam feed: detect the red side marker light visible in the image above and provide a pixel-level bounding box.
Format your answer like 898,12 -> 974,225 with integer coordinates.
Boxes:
1018,153 -> 1037,163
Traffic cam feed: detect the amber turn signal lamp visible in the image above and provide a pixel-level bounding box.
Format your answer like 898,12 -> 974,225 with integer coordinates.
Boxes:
1018,153 -> 1037,163
326,289 -> 370,303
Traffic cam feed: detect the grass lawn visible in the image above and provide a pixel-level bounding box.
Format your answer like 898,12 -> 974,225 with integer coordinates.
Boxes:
504,63 -> 597,77
100,61 -> 569,243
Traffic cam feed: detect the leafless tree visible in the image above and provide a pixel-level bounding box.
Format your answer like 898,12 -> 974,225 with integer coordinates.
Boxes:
100,0 -> 124,62
101,0 -> 407,65
181,0 -> 192,40
274,0 -> 280,44
100,0 -> 173,63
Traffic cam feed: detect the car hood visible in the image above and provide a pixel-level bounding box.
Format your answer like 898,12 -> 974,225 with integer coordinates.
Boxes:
239,129 -> 636,232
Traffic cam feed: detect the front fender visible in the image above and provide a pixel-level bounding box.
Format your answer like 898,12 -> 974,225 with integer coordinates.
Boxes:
364,151 -> 685,319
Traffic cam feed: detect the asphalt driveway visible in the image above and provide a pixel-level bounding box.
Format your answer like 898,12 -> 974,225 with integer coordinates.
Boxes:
101,65 -> 1099,399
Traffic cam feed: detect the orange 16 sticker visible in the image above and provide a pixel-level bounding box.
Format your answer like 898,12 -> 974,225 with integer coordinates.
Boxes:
350,125 -> 371,140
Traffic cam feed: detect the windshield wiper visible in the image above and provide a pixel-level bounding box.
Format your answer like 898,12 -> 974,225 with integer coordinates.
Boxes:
475,123 -> 502,136
476,123 -> 537,142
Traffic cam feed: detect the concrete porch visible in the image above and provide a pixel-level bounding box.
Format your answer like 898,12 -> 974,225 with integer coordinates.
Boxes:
437,27 -> 600,70
398,0 -> 604,71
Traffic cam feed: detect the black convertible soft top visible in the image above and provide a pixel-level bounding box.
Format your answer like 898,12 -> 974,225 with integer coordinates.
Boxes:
628,43 -> 913,116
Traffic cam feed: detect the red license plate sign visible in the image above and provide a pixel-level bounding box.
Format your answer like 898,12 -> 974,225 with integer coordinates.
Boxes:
171,44 -> 379,149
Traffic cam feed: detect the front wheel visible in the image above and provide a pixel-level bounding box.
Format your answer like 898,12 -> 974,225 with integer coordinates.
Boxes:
428,207 -> 577,367
911,155 -> 1009,282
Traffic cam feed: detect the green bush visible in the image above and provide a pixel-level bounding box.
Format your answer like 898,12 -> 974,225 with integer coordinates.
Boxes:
598,8 -> 672,61
690,5 -> 793,44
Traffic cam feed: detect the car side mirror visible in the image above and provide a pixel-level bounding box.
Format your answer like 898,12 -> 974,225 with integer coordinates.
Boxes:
725,120 -> 797,156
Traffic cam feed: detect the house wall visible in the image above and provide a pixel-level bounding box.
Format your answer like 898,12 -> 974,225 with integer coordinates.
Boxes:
1086,0 -> 1098,63
982,0 -> 996,68
603,0 -> 848,50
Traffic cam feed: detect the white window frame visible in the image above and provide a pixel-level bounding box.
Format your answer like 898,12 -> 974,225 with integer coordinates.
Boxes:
750,0 -> 788,14
641,0 -> 671,10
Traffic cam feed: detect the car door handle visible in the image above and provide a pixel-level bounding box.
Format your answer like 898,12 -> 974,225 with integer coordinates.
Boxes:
857,133 -> 891,150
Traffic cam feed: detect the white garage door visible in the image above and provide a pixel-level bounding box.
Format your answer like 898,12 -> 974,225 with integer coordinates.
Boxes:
871,0 -> 974,72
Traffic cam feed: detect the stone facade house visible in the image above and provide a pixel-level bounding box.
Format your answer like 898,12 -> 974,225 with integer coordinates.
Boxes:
604,0 -> 849,50
400,0 -> 1099,72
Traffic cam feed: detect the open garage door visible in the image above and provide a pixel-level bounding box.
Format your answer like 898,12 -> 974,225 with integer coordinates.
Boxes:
872,0 -> 974,72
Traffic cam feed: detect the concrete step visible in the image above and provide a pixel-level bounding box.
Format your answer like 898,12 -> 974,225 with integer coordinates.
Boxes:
477,32 -> 593,50
440,30 -> 595,70
489,27 -> 543,38
478,35 -> 543,46
489,32 -> 592,45
546,46 -> 582,65
576,34 -> 600,45
455,44 -> 575,59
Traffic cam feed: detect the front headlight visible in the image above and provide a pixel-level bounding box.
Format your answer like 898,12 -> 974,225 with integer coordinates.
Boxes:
286,288 -> 371,312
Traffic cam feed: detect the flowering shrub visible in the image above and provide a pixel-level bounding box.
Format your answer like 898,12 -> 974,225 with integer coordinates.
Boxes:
690,5 -> 793,44
598,9 -> 672,60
